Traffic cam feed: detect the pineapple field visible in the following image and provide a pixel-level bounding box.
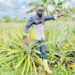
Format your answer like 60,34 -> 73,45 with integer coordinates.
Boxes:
0,18 -> 75,75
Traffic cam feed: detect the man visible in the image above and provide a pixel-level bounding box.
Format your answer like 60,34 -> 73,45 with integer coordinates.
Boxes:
25,6 -> 65,73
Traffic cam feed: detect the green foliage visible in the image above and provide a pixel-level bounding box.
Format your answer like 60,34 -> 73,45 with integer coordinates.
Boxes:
0,18 -> 75,75
0,24 -> 44,75
3,16 -> 11,23
12,16 -> 19,22
27,0 -> 70,16
0,16 -> 27,23
0,18 -> 2,22
42,0 -> 47,4
26,0 -> 48,14
71,7 -> 75,13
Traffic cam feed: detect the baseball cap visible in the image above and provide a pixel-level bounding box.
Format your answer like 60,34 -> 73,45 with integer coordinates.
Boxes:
36,6 -> 44,11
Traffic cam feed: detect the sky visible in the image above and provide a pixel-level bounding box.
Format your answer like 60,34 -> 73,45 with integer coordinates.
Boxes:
0,0 -> 75,19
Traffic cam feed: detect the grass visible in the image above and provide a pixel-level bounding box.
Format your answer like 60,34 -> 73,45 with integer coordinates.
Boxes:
0,18 -> 75,75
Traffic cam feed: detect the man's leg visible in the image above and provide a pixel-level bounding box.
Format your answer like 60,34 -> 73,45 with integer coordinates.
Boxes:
35,40 -> 41,58
40,40 -> 47,59
40,39 -> 52,73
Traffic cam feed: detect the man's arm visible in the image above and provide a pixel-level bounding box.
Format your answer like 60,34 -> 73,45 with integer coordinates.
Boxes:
57,13 -> 66,18
44,16 -> 55,21
25,17 -> 33,36
44,13 -> 66,21
22,17 -> 33,45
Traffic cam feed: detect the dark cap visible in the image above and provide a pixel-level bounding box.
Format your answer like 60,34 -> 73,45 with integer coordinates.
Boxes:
36,6 -> 43,11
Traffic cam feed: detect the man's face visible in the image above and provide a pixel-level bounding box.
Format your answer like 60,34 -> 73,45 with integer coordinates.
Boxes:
36,9 -> 44,17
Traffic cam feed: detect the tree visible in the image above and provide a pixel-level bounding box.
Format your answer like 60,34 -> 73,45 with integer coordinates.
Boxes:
47,0 -> 71,15
26,0 -> 69,15
70,7 -> 75,20
3,16 -> 11,23
0,18 -> 2,22
12,16 -> 19,22
71,7 -> 75,13
26,0 -> 49,15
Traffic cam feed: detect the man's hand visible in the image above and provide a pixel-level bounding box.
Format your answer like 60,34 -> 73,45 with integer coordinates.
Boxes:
22,34 -> 31,46
23,34 -> 29,39
57,12 -> 66,18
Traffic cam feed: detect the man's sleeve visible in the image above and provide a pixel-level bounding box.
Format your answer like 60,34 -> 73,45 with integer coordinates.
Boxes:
44,15 -> 57,21
25,17 -> 33,34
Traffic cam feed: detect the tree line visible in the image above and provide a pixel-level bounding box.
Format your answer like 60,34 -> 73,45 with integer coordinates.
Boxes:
0,16 -> 27,23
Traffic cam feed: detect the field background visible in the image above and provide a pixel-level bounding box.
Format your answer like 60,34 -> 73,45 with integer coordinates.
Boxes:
0,17 -> 75,75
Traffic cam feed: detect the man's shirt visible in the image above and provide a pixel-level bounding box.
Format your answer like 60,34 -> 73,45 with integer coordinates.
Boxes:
25,15 -> 56,40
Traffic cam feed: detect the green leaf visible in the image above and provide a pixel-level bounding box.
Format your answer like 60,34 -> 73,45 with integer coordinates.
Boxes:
22,58 -> 28,75
26,55 -> 30,74
31,57 -> 37,75
14,55 -> 27,69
